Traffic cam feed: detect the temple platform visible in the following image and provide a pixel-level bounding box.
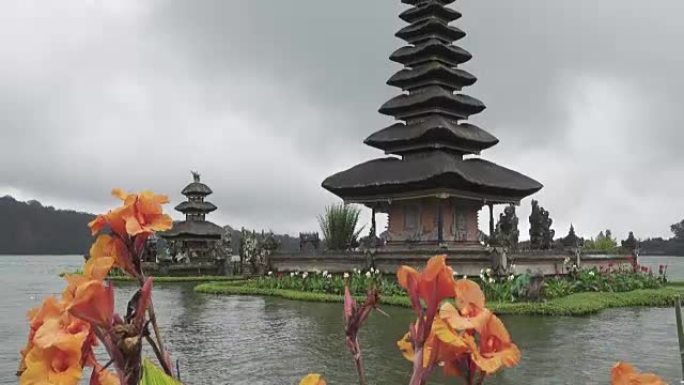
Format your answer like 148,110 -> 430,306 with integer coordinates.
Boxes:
269,247 -> 633,277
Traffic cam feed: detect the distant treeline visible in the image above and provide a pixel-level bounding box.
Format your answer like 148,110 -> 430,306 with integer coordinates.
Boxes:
0,196 -> 95,255
0,195 -> 302,256
639,218 -> 684,256
640,238 -> 684,256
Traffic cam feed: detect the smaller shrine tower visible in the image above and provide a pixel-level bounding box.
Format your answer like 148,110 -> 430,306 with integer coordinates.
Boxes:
161,171 -> 224,259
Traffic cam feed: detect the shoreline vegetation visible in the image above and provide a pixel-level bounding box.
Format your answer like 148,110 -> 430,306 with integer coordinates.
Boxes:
193,280 -> 684,316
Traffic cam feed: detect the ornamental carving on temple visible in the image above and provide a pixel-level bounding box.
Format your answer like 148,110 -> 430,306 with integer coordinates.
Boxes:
493,204 -> 520,250
529,200 -> 555,250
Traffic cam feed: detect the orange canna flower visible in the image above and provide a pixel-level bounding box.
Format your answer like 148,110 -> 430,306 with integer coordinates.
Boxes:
611,362 -> 667,385
83,255 -> 115,282
454,279 -> 485,315
89,205 -> 130,238
19,297 -> 65,375
398,318 -> 469,372
397,255 -> 455,308
299,373 -> 326,385
89,234 -> 134,277
89,189 -> 172,238
468,313 -> 521,374
62,274 -> 89,304
440,279 -> 490,332
20,318 -> 87,385
113,189 -> 173,236
68,280 -> 114,328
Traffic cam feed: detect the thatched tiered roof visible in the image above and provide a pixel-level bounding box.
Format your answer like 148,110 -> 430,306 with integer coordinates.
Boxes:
323,0 -> 542,204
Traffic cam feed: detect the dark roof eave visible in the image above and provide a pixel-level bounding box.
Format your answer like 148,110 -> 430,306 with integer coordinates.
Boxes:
321,153 -> 543,202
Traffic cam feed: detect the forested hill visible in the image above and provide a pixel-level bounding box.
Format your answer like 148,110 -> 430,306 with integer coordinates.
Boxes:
0,196 -> 95,255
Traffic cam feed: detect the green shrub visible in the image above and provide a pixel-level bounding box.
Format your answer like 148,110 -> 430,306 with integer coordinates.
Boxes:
543,277 -> 575,299
583,230 -> 618,251
318,204 -> 364,250
252,268 -> 404,297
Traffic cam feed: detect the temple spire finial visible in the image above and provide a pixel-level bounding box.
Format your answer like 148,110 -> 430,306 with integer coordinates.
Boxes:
191,170 -> 201,183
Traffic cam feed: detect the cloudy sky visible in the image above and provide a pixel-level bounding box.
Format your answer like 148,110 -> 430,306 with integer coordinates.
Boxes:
1,0 -> 683,241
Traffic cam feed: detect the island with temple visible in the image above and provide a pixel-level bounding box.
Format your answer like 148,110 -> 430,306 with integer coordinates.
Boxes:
267,0 -> 632,276
136,0 -> 633,278
141,172 -> 232,276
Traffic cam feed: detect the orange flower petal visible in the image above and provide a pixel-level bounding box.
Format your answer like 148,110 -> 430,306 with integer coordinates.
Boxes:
89,234 -> 132,276
21,318 -> 86,385
111,188 -> 130,201
397,255 -> 456,307
470,342 -> 521,374
470,314 -> 521,374
397,331 -> 434,368
34,319 -> 74,350
483,313 -> 512,344
397,266 -> 419,290
62,275 -> 88,303
83,256 -> 114,281
88,216 -> 107,236
423,255 -> 451,281
440,302 -> 491,332
138,191 -> 168,215
21,344 -> 83,385
299,373 -> 326,385
124,217 -> 145,236
432,318 -> 467,350
454,279 -> 485,314
68,281 -> 114,327
19,297 -> 66,375
146,214 -> 173,232
611,362 -> 667,385
397,332 -> 415,362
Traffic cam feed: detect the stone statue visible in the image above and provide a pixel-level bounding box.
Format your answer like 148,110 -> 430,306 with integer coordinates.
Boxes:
191,170 -> 201,182
299,232 -> 321,253
541,209 -> 555,250
494,204 -> 519,250
239,229 -> 279,275
622,231 -> 639,252
529,200 -> 555,250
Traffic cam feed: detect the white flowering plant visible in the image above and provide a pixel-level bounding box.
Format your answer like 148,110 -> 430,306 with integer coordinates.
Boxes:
252,267 -> 404,296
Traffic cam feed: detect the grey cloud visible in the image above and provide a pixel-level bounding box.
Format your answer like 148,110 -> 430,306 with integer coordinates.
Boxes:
1,0 -> 683,239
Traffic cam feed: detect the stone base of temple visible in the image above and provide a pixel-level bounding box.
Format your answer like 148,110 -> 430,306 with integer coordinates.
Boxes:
141,259 -> 231,277
383,240 -> 486,252
269,249 -> 633,277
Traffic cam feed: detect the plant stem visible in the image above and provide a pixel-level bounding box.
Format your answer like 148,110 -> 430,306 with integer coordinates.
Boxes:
351,338 -> 367,385
408,347 -> 425,385
675,296 -> 684,382
147,302 -> 171,375
144,335 -> 173,376
135,237 -> 171,377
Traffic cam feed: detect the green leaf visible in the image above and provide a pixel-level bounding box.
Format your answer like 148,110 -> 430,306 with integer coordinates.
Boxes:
140,358 -> 181,385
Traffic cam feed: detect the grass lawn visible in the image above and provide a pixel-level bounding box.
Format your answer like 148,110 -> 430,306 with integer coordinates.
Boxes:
194,280 -> 684,316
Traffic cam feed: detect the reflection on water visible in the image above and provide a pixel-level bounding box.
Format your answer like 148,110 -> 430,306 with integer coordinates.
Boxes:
1,255 -> 682,385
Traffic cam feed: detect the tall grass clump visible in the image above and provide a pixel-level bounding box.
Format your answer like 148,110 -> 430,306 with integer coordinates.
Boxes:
318,203 -> 363,251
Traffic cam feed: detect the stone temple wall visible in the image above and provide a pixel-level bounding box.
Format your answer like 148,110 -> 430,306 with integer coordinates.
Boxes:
268,249 -> 633,277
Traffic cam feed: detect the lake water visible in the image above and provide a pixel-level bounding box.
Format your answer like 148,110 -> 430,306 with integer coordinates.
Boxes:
1,255 -> 683,385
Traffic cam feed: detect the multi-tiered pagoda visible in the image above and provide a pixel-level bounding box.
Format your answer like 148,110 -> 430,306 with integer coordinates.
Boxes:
161,172 -> 224,258
323,0 -> 542,249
